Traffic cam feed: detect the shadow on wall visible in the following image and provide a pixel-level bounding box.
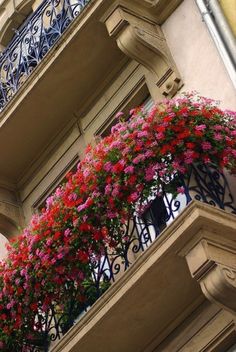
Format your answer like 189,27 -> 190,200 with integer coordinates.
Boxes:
0,213 -> 19,259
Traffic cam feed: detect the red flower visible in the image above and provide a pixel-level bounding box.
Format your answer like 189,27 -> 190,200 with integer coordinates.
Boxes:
30,303 -> 38,312
79,223 -> 91,232
113,161 -> 125,173
186,142 -> 195,149
77,250 -> 89,263
53,231 -> 61,240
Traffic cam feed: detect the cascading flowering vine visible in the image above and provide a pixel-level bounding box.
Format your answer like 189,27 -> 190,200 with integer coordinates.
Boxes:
0,93 -> 235,350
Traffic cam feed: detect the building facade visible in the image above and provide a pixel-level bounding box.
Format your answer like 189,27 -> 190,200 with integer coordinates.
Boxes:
0,0 -> 236,350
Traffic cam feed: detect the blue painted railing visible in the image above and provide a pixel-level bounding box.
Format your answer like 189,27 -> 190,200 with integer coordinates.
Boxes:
0,0 -> 90,111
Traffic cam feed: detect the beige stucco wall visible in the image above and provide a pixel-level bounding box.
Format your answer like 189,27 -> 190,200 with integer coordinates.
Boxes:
162,0 -> 236,110
0,233 -> 8,259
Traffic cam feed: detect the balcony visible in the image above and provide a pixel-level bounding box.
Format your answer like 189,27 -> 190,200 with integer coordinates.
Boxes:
0,0 -> 90,111
12,164 -> 235,352
0,0 -> 129,186
0,0 -> 183,187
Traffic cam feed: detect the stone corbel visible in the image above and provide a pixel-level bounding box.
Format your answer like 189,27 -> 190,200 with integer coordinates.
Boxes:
135,0 -> 160,7
102,5 -> 182,98
181,239 -> 236,314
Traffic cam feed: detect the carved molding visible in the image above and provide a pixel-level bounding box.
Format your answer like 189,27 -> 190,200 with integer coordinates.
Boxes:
136,0 -> 160,7
200,265 -> 236,313
183,239 -> 236,314
133,0 -> 183,23
102,5 -> 182,98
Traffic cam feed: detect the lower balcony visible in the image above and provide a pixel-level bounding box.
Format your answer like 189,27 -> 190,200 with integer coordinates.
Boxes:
19,164 -> 236,352
50,202 -> 236,352
1,95 -> 236,351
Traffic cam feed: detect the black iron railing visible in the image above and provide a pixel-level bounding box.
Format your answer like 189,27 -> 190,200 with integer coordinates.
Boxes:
12,164 -> 236,351
0,0 -> 90,111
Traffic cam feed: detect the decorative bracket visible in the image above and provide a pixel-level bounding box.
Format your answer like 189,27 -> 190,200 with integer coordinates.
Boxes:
181,239 -> 236,314
102,5 -> 182,98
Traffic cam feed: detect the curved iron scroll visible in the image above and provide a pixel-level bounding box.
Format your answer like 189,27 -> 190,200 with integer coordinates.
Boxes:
0,0 -> 90,111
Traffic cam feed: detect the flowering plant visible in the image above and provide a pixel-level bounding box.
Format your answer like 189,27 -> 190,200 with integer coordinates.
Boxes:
0,94 -> 235,350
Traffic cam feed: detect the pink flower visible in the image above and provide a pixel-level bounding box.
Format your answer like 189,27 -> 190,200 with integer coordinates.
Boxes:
46,196 -> 54,208
105,184 -> 112,195
137,131 -> 148,138
112,186 -> 120,197
184,150 -> 195,164
124,165 -> 134,174
6,299 -> 15,309
46,238 -> 53,246
20,269 -> 27,277
64,229 -> 71,237
195,124 -> 206,131
15,278 -> 21,285
177,186 -> 185,194
145,165 -> 156,181
156,132 -> 164,139
214,125 -> 223,131
133,154 -> 145,164
104,161 -> 112,172
115,111 -> 124,119
57,252 -> 64,260
214,133 -> 223,141
145,150 -> 154,158
201,141 -> 212,150
128,192 -> 139,202
107,211 -> 117,219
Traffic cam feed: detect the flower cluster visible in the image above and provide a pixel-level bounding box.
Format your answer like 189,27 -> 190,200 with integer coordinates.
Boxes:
0,94 -> 235,349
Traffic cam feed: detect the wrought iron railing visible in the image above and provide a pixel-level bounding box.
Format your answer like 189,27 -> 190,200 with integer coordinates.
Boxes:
10,164 -> 236,351
0,0 -> 90,111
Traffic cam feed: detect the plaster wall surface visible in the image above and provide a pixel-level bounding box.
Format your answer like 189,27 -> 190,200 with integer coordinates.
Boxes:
162,0 -> 236,110
0,234 -> 8,259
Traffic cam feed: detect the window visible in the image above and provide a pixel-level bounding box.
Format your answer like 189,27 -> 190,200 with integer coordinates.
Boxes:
95,84 -> 153,138
33,156 -> 79,212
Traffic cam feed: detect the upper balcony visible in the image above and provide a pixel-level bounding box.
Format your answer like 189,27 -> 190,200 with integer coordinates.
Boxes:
0,0 -> 182,187
0,0 -> 127,187
0,0 -> 90,111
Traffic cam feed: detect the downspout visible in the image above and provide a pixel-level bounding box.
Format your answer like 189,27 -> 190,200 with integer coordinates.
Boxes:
208,0 -> 236,67
194,0 -> 236,89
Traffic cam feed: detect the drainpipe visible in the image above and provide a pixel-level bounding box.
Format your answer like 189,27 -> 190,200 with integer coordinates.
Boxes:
208,0 -> 236,66
194,0 -> 236,89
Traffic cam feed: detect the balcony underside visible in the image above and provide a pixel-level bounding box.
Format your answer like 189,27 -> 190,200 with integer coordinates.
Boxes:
50,202 -> 236,352
0,0 -> 128,185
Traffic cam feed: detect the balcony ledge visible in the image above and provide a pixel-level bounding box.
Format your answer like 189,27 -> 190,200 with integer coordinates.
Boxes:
50,201 -> 236,352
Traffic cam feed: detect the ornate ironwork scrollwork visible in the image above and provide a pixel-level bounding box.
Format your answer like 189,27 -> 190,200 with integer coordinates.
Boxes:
0,0 -> 90,111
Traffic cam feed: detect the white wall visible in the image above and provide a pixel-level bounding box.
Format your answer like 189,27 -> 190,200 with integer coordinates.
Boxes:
163,0 -> 236,110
